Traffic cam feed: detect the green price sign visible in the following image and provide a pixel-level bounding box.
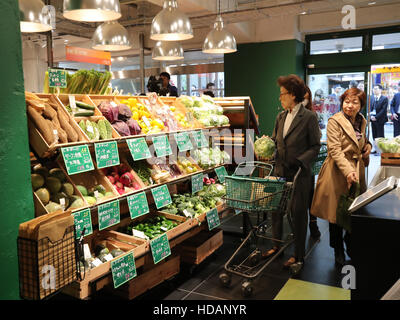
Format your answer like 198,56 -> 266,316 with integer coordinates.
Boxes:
215,166 -> 229,183
72,208 -> 93,239
174,132 -> 193,152
206,208 -> 220,231
192,131 -> 209,148
94,141 -> 120,169
127,192 -> 149,220
61,145 -> 94,175
48,68 -> 67,88
98,200 -> 120,231
111,252 -> 137,289
150,233 -> 171,264
151,185 -> 172,209
191,173 -> 204,194
152,135 -> 172,158
127,137 -> 151,161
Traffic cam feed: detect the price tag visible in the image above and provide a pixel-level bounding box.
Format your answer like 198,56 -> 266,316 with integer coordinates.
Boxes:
151,185 -> 172,209
160,226 -> 168,232
183,209 -> 192,218
98,200 -> 120,231
206,208 -> 220,231
103,253 -> 114,262
95,141 -> 120,169
133,229 -> 148,240
53,130 -> 58,141
87,126 -> 94,134
83,244 -> 92,260
73,208 -> 93,239
127,137 -> 151,161
192,130 -> 209,148
191,173 -> 204,194
61,145 -> 94,175
59,198 -> 66,210
49,68 -> 67,88
174,132 -> 193,152
94,191 -> 99,199
150,233 -> 171,265
91,258 -> 103,268
152,135 -> 172,158
215,166 -> 229,183
68,95 -> 77,111
127,192 -> 149,220
111,252 -> 137,289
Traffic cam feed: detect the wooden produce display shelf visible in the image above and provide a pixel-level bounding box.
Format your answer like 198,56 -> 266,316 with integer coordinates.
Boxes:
381,153 -> 400,166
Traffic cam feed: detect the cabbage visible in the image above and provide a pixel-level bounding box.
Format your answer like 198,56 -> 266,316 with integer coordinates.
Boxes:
98,102 -> 119,123
126,119 -> 142,135
193,97 -> 205,108
254,136 -> 275,159
376,137 -> 400,153
117,104 -> 132,121
112,120 -> 131,137
178,95 -> 194,108
201,94 -> 215,104
216,106 -> 224,115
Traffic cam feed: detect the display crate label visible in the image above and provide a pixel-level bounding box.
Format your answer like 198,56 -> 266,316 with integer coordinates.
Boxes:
152,135 -> 172,158
206,208 -> 220,231
48,68 -> 67,88
215,166 -> 228,183
111,252 -> 137,289
94,141 -> 120,169
127,137 -> 151,161
174,132 -> 193,152
191,173 -> 204,194
150,233 -> 171,265
192,131 -> 209,148
61,145 -> 94,175
98,200 -> 120,230
127,192 -> 149,219
151,185 -> 172,209
73,209 -> 93,239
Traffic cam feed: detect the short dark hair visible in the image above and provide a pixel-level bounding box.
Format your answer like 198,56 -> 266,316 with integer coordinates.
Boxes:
340,88 -> 367,111
374,84 -> 383,90
277,74 -> 306,103
304,85 -> 313,111
160,72 -> 170,80
206,82 -> 215,89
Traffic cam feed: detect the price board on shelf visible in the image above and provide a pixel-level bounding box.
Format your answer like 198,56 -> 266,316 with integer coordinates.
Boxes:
127,192 -> 149,219
98,200 -> 120,230
151,185 -> 172,209
150,233 -> 171,264
152,135 -> 173,158
61,145 -> 94,175
72,208 -> 93,239
48,68 -> 67,88
94,141 -> 120,169
111,252 -> 137,289
192,131 -> 209,148
174,132 -> 193,152
215,166 -> 229,183
127,137 -> 151,161
206,208 -> 220,231
191,173 -> 204,194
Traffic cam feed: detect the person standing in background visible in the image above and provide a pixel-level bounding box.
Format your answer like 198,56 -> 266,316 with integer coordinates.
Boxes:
203,82 -> 215,98
357,82 -> 365,91
370,84 -> 388,154
159,72 -> 178,97
326,85 -> 342,115
391,83 -> 400,137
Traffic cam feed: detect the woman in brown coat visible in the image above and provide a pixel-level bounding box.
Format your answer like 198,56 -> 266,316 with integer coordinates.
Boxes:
311,88 -> 371,266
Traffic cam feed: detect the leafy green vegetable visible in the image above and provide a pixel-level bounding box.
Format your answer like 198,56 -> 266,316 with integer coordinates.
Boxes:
254,135 -> 275,159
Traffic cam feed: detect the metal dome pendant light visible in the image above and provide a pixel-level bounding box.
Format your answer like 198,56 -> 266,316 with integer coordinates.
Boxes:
152,41 -> 184,61
63,0 -> 121,22
203,0 -> 237,54
19,0 -> 52,33
150,0 -> 193,41
92,21 -> 132,51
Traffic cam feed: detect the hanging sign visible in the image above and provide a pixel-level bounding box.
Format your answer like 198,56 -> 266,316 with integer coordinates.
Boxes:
150,233 -> 171,264
206,208 -> 220,231
48,68 -> 67,88
152,135 -> 173,158
61,145 -> 94,175
66,46 -> 111,65
192,131 -> 209,148
94,141 -> 120,169
72,208 -> 93,239
174,132 -> 193,152
111,252 -> 137,289
191,173 -> 204,194
98,200 -> 120,230
215,166 -> 229,183
127,138 -> 151,161
151,185 -> 172,209
127,192 -> 149,219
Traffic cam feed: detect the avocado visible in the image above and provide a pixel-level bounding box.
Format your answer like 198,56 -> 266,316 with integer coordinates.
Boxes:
104,192 -> 115,198
89,184 -> 107,196
35,188 -> 50,205
76,185 -> 88,196
33,165 -> 49,178
45,177 -> 62,194
49,168 -> 66,182
111,249 -> 124,258
31,174 -> 44,190
51,192 -> 70,208
69,198 -> 84,209
61,183 -> 74,197
45,201 -> 63,213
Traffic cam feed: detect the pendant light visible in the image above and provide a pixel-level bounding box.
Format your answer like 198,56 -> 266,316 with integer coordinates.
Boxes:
203,0 -> 237,54
92,21 -> 131,51
19,0 -> 52,33
150,0 -> 193,41
63,0 -> 121,22
152,41 -> 184,61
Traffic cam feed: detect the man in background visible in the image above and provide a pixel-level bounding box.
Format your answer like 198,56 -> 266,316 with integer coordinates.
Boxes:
390,82 -> 400,137
371,84 -> 388,154
203,82 -> 215,98
159,72 -> 178,97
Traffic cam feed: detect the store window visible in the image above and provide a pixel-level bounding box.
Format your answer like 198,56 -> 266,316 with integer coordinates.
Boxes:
372,32 -> 400,50
310,36 -> 363,55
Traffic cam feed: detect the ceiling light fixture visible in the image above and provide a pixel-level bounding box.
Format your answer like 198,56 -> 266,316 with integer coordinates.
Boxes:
92,21 -> 132,51
152,41 -> 184,61
368,2 -> 376,5
19,0 -> 52,33
150,0 -> 193,41
63,0 -> 121,22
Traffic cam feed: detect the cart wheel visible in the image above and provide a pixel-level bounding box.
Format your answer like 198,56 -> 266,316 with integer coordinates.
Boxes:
241,281 -> 253,297
219,273 -> 231,288
249,250 -> 261,267
290,262 -> 303,276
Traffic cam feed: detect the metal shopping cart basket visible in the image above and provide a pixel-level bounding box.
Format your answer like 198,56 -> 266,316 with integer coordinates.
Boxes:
221,161 -> 301,297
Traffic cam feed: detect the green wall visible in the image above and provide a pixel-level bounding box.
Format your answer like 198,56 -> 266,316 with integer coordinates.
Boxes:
224,39 -> 305,136
0,0 -> 34,299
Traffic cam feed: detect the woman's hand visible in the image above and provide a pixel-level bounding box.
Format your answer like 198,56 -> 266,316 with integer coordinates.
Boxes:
362,143 -> 372,159
346,172 -> 358,189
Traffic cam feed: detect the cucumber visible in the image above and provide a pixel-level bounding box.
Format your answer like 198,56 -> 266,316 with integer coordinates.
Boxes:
74,111 -> 95,117
76,101 -> 95,110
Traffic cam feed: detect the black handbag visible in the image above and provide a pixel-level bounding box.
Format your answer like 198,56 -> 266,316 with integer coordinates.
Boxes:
336,182 -> 360,233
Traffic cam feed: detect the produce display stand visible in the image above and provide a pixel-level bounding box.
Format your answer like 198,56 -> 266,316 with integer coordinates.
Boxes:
381,153 -> 400,166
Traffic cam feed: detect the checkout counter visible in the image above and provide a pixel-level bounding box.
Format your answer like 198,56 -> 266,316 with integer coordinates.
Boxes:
351,166 -> 400,300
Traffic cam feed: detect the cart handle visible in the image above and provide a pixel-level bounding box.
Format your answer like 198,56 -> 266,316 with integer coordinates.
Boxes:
233,161 -> 274,177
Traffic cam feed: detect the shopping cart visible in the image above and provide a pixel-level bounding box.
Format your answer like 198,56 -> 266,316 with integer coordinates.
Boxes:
220,161 -> 301,297
312,143 -> 327,176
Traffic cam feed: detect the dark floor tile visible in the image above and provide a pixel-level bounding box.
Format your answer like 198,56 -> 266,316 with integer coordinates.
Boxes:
183,292 -> 226,300
164,289 -> 190,300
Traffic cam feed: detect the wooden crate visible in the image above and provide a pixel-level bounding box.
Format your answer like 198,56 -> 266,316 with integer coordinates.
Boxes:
381,153 -> 400,166
177,228 -> 223,265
